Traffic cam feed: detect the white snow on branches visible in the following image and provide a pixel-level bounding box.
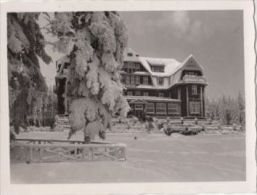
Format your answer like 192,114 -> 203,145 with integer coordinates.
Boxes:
101,52 -> 119,73
8,16 -> 30,53
48,12 -> 129,140
69,98 -> 88,131
89,22 -> 116,52
86,55 -> 100,95
85,121 -> 104,140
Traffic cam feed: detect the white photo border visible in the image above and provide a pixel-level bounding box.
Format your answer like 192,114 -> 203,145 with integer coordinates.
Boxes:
0,0 -> 256,194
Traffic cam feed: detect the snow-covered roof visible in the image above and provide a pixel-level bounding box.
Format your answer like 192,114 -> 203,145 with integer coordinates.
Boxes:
123,48 -> 206,88
180,54 -> 204,72
123,48 -> 140,62
132,71 -> 150,76
123,48 -> 203,78
139,57 -> 182,77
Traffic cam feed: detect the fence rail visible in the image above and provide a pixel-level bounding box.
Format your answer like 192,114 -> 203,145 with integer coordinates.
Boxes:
11,139 -> 126,163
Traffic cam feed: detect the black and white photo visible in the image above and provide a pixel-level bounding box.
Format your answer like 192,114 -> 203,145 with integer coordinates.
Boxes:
0,1 -> 256,194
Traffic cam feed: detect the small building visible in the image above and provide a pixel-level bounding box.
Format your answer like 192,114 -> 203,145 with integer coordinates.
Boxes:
121,49 -> 207,118
54,49 -> 207,118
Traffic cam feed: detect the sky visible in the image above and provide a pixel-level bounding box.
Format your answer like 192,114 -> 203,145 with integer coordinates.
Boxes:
40,10 -> 244,100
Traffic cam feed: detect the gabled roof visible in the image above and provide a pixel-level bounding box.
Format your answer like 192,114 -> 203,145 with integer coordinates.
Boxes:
180,54 -> 204,72
139,56 -> 182,77
123,48 -> 203,78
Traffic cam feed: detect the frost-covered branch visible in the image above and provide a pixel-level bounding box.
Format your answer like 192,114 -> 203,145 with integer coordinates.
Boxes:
47,12 -> 130,142
8,13 -> 52,135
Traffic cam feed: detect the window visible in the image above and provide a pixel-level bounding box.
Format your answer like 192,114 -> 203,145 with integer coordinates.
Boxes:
127,91 -> 133,96
143,76 -> 149,85
124,62 -> 137,73
189,101 -> 200,114
159,92 -> 164,97
135,63 -> 140,70
131,76 -> 135,85
121,74 -> 125,83
149,64 -> 164,72
146,103 -> 155,114
143,92 -> 149,96
192,85 -> 197,95
156,103 -> 167,115
125,75 -> 130,85
123,62 -> 128,67
135,104 -> 143,111
158,77 -> 164,85
135,91 -> 141,96
127,52 -> 133,57
167,103 -> 179,114
184,71 -> 200,77
135,75 -> 140,85
188,72 -> 196,76
131,63 -> 135,69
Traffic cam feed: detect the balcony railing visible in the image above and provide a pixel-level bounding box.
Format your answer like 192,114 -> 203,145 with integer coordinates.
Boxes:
181,75 -> 207,84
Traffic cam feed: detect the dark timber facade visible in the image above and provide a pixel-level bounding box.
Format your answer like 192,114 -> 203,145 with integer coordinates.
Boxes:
121,49 -> 207,118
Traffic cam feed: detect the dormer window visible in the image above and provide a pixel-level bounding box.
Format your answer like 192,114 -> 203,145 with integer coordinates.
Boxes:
150,65 -> 164,73
148,60 -> 165,72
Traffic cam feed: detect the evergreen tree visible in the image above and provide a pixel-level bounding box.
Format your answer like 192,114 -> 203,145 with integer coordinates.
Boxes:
46,12 -> 130,142
205,93 -> 245,127
8,13 -> 51,134
237,92 -> 245,125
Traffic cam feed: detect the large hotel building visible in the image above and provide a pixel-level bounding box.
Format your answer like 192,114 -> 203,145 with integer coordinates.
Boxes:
55,49 -> 207,118
121,49 -> 207,118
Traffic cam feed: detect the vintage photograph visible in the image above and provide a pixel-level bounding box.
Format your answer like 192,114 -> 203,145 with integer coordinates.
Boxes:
7,10 -> 248,184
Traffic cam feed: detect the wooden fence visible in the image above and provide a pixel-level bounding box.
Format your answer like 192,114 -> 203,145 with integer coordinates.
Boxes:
10,139 -> 126,163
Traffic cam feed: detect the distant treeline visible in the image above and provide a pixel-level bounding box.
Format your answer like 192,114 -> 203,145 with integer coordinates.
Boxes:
205,92 -> 245,126
10,88 -> 57,133
27,88 -> 57,128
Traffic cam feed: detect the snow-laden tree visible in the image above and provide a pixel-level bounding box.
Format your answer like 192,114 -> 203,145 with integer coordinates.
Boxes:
206,93 -> 245,127
8,13 -> 51,134
237,92 -> 245,125
46,12 -> 130,142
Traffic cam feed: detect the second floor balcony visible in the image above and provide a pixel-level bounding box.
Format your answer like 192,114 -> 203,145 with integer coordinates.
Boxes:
181,75 -> 207,85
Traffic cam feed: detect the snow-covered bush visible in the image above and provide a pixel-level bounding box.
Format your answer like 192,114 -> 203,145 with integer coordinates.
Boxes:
46,12 -> 130,141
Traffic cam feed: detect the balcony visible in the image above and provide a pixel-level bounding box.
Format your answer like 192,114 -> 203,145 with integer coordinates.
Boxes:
125,95 -> 181,103
181,75 -> 207,85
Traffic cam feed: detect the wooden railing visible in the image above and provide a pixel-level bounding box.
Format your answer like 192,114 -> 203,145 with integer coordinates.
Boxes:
10,139 -> 126,163
182,75 -> 207,84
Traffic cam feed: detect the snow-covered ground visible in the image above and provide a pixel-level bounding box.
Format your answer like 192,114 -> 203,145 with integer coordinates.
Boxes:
10,131 -> 245,183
